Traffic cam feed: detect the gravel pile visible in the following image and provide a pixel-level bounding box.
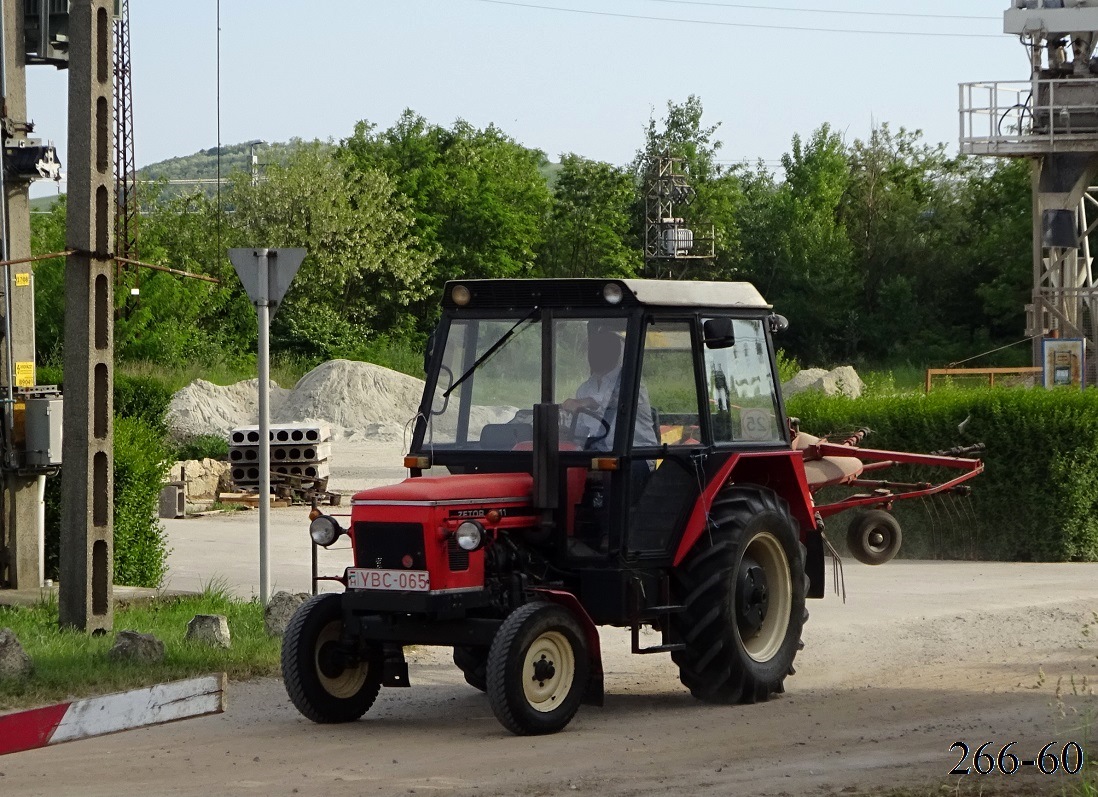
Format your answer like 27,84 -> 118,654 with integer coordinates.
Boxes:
166,359 -> 425,441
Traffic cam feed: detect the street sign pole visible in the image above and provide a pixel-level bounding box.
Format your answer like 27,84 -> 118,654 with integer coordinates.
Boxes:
228,247 -> 305,606
256,250 -> 272,605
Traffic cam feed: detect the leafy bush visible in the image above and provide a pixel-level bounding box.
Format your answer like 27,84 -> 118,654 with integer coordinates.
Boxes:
787,388 -> 1098,562
171,434 -> 229,462
43,416 -> 171,587
113,373 -> 173,432
775,348 -> 799,384
113,417 -> 172,586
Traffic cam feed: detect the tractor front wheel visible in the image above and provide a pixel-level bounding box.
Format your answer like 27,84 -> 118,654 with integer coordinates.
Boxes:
486,602 -> 590,735
672,486 -> 806,704
846,509 -> 902,565
281,593 -> 383,723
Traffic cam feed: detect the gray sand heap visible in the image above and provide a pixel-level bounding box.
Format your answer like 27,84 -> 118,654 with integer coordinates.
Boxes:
166,359 -> 424,441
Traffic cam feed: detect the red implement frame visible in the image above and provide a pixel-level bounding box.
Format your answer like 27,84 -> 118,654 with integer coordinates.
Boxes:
803,431 -> 984,520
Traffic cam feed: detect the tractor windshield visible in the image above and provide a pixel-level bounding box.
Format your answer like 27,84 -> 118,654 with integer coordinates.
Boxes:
423,314 -> 633,452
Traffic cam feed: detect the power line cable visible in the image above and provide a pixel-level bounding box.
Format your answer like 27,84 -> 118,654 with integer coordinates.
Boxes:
461,0 -> 1004,37
635,0 -> 998,22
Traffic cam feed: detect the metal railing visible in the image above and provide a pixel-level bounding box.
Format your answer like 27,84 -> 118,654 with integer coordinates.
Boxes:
960,78 -> 1098,155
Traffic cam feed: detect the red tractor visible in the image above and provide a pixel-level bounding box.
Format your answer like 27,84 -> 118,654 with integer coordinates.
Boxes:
282,279 -> 982,735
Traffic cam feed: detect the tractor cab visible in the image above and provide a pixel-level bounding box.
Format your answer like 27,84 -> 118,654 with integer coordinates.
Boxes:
409,279 -> 792,566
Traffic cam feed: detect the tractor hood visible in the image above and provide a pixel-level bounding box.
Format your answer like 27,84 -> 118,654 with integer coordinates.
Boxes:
351,472 -> 534,506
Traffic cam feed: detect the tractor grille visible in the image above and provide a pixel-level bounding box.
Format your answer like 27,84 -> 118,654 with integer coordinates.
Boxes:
447,536 -> 470,571
353,522 -> 426,570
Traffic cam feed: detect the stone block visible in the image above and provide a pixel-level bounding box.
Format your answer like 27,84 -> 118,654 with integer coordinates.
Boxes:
185,614 -> 231,648
0,628 -> 32,679
108,630 -> 165,664
264,591 -> 309,637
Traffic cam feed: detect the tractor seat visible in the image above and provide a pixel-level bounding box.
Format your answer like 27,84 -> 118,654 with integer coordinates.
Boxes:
792,432 -> 864,489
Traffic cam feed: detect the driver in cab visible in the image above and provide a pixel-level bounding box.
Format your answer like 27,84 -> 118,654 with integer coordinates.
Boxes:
561,324 -> 658,451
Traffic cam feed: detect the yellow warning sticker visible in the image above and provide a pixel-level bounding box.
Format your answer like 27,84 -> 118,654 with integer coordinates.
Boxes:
15,361 -> 34,387
14,272 -> 30,287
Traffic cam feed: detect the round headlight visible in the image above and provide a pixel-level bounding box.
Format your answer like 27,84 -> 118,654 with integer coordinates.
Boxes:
454,520 -> 485,552
309,515 -> 341,547
603,283 -> 624,305
451,284 -> 471,306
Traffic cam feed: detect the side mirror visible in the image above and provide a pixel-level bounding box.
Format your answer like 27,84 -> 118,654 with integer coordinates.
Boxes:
768,314 -> 790,334
703,317 -> 735,349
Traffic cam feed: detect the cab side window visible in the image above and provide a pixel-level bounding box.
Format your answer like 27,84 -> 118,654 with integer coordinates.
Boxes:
703,318 -> 783,444
637,320 -> 701,447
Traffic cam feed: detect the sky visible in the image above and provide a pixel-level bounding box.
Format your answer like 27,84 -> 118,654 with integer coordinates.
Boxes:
27,0 -> 1025,198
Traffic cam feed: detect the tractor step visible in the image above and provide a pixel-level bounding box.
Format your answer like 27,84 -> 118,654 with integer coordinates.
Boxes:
628,579 -> 685,655
633,641 -> 686,654
641,604 -> 685,615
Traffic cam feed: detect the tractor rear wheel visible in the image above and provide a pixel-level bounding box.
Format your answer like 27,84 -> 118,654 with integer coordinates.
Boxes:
486,602 -> 590,735
453,646 -> 488,692
281,593 -> 383,723
671,486 -> 806,704
846,509 -> 902,565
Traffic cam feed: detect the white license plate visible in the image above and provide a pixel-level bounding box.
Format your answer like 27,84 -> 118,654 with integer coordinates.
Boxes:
347,568 -> 430,592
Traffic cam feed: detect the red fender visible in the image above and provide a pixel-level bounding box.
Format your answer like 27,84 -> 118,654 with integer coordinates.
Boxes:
530,588 -> 604,707
671,450 -> 816,567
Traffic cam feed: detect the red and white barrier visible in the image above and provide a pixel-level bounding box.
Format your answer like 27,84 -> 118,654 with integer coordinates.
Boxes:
0,673 -> 226,756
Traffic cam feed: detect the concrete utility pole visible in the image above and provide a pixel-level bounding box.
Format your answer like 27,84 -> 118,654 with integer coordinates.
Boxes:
0,0 -> 41,589
59,0 -> 114,632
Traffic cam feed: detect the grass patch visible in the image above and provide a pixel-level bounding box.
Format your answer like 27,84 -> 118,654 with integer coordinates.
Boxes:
0,588 -> 280,711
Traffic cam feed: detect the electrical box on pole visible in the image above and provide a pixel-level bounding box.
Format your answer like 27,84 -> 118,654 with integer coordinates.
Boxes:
229,247 -> 305,606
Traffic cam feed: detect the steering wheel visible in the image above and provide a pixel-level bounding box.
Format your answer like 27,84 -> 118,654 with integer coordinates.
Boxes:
560,405 -> 612,449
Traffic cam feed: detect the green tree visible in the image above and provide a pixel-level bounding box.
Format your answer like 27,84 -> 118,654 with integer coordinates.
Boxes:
740,125 -> 856,362
966,160 -> 1032,341
342,112 -> 552,329
30,199 -> 67,365
539,154 -> 641,278
228,142 -> 432,357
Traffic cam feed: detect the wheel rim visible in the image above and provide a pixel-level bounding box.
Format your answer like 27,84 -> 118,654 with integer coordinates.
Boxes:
736,531 -> 792,663
862,525 -> 892,555
314,619 -> 369,699
521,630 -> 575,713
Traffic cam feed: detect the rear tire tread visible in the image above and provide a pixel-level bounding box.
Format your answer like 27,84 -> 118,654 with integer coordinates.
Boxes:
671,486 -> 807,704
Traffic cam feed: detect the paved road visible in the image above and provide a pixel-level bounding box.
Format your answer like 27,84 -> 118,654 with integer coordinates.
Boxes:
3,559 -> 1096,796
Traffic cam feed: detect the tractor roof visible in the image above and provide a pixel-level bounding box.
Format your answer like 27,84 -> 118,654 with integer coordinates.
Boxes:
442,278 -> 771,311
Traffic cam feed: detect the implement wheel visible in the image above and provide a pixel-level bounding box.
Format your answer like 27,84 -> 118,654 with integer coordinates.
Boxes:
672,486 -> 806,704
281,593 -> 383,723
487,602 -> 590,735
846,509 -> 902,565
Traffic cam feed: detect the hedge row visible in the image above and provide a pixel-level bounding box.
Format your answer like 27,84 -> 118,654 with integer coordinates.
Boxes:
786,388 -> 1098,562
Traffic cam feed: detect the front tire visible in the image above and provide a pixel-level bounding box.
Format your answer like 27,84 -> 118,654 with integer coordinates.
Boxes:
486,602 -> 590,735
281,593 -> 383,723
672,486 -> 806,704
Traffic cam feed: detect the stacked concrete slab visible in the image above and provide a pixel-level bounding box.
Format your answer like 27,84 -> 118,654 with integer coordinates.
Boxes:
229,423 -> 331,498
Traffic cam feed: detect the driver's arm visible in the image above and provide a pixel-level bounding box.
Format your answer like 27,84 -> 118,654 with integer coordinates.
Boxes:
562,396 -> 599,413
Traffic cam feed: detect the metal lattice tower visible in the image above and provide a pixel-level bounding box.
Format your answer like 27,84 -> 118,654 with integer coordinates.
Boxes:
114,0 -> 137,263
642,151 -> 714,278
960,1 -> 1098,385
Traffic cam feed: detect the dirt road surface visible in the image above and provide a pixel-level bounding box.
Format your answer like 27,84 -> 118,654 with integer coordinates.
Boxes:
2,560 -> 1095,796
